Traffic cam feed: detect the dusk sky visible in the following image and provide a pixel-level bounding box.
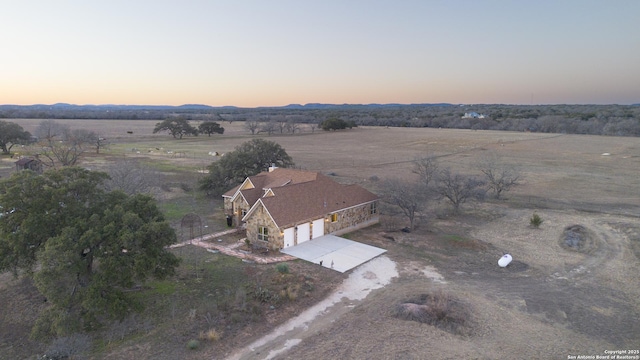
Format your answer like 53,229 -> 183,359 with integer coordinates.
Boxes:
2,1 -> 639,107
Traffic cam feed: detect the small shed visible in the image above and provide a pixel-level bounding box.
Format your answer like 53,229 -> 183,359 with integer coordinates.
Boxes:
15,157 -> 43,173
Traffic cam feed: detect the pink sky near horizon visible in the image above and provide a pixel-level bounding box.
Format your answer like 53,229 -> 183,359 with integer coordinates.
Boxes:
2,1 -> 639,107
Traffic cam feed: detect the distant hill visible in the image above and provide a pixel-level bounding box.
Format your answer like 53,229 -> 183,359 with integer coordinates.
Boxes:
279,103 -> 453,110
1,102 -> 452,112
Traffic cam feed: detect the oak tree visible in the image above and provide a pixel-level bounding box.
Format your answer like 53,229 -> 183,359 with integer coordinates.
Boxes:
0,167 -> 180,337
153,118 -> 198,139
198,121 -> 225,136
0,120 -> 32,154
199,139 -> 294,196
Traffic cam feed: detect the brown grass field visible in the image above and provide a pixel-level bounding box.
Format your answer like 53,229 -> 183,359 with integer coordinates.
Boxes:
1,119 -> 639,359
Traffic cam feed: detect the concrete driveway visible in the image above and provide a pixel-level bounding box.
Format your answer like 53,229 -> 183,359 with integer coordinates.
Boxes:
280,234 -> 386,273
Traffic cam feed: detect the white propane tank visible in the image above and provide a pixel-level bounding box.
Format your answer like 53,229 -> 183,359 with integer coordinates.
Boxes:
498,254 -> 512,267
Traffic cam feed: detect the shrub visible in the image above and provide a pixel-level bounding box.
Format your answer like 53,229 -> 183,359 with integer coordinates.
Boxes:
199,328 -> 222,342
275,263 -> 289,274
186,339 -> 200,350
252,286 -> 280,303
530,212 -> 543,228
279,284 -> 300,301
179,182 -> 193,192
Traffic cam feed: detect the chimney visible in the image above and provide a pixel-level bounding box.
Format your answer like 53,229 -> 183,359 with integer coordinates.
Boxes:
268,163 -> 277,172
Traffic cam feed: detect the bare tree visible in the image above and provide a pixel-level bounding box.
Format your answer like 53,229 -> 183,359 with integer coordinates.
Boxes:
477,154 -> 521,199
260,120 -> 277,136
436,168 -> 486,214
38,127 -> 97,167
94,135 -> 110,154
35,119 -> 70,142
413,156 -> 439,187
286,119 -> 300,134
381,178 -> 427,231
309,123 -> 318,133
277,116 -> 288,134
103,158 -> 161,196
244,120 -> 260,135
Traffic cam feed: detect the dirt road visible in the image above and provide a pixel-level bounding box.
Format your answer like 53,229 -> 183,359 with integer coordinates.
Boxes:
226,256 -> 398,360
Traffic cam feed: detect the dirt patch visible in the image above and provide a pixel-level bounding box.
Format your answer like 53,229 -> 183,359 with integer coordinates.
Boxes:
392,291 -> 475,336
560,224 -> 598,253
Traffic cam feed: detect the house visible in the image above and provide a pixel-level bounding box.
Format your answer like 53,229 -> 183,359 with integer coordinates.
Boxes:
14,157 -> 43,173
223,167 -> 379,250
462,112 -> 486,119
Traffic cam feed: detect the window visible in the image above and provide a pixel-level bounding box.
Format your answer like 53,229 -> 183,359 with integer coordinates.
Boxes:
370,202 -> 378,215
330,213 -> 338,222
241,209 -> 247,217
258,226 -> 269,241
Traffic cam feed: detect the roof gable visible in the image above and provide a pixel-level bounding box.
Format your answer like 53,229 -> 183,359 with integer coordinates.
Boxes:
225,168 -> 319,206
254,173 -> 378,228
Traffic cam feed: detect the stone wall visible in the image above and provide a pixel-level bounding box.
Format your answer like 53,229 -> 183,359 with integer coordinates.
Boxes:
245,204 -> 283,251
224,197 -> 251,227
245,200 -> 379,251
327,201 -> 379,234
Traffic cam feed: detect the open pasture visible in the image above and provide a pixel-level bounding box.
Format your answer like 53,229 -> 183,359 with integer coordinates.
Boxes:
1,119 -> 639,359
6,119 -> 639,215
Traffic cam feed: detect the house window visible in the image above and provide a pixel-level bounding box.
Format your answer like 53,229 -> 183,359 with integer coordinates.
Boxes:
258,226 -> 269,241
370,202 -> 378,215
330,213 -> 338,222
241,209 -> 247,217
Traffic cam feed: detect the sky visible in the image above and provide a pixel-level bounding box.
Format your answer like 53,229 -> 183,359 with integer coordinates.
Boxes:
1,1 -> 639,107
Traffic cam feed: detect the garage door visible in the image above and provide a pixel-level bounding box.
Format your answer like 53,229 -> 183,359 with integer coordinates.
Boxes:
296,223 -> 310,244
283,227 -> 295,248
312,218 -> 325,239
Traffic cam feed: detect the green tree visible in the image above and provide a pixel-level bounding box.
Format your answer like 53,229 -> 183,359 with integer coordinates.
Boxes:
153,118 -> 198,139
198,121 -> 225,136
320,117 -> 348,131
0,168 -> 180,337
0,120 -> 31,154
199,139 -> 294,196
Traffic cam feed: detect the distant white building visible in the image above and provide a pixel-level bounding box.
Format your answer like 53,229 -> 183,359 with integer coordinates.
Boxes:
462,112 -> 486,119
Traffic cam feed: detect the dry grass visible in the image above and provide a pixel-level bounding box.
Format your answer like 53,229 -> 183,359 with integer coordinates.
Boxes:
2,120 -> 640,359
198,328 -> 222,342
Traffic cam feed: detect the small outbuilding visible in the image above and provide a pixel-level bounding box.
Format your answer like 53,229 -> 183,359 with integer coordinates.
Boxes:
14,157 -> 43,173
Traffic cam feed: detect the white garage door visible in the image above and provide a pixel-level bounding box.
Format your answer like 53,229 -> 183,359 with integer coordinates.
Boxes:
283,227 -> 295,248
312,218 -> 325,239
296,223 -> 310,244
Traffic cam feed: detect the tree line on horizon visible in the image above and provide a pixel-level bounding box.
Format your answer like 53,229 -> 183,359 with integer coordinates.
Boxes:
1,103 -> 639,137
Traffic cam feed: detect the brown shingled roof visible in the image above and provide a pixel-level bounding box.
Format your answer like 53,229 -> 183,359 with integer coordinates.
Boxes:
253,172 -> 378,228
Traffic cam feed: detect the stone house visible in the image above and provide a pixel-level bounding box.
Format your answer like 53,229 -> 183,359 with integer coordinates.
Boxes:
223,167 -> 379,250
